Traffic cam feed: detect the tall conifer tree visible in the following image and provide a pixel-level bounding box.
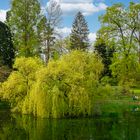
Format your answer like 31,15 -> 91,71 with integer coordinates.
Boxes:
70,12 -> 89,50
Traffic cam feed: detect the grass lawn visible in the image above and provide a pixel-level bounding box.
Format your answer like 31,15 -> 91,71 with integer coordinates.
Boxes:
93,87 -> 140,117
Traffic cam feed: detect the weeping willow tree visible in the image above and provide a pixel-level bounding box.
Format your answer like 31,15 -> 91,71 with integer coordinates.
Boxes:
1,51 -> 104,118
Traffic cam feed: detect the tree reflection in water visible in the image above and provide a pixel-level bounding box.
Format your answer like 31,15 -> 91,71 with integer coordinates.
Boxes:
0,111 -> 140,140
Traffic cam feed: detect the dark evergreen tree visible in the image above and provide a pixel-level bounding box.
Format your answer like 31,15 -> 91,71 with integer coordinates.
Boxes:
70,12 -> 89,50
94,38 -> 115,77
0,21 -> 15,67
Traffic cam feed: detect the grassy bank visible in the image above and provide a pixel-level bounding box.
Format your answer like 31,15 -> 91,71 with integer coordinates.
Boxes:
93,96 -> 140,117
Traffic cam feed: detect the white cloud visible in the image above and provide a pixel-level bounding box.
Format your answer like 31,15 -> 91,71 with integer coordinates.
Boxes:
57,27 -> 71,35
60,0 -> 93,3
56,27 -> 71,38
0,9 -> 7,22
57,27 -> 96,43
50,0 -> 107,16
61,3 -> 107,16
88,32 -> 96,42
94,0 -> 105,2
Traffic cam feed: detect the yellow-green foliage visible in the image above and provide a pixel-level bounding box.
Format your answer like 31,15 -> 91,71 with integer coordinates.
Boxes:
1,57 -> 43,112
1,51 -> 104,118
111,54 -> 138,87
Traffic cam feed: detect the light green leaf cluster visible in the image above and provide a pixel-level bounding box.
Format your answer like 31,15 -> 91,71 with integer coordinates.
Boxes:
110,53 -> 138,86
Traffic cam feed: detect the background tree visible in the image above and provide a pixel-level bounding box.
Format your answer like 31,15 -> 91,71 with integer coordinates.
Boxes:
7,0 -> 41,57
37,16 -> 48,59
0,21 -> 15,67
53,37 -> 71,54
70,12 -> 89,51
38,0 -> 62,63
127,2 -> 140,63
98,3 -> 140,86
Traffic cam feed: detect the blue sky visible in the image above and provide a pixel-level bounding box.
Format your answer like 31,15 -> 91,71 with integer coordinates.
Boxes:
0,0 -> 139,42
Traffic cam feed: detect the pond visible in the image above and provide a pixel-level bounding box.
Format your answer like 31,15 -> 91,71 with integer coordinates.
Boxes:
0,109 -> 140,140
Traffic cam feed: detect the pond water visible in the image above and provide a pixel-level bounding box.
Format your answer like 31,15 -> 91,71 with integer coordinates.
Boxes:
0,110 -> 140,140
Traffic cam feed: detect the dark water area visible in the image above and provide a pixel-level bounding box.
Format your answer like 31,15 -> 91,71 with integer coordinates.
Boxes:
0,109 -> 140,140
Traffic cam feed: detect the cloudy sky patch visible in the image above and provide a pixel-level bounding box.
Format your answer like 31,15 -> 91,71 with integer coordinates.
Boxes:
0,9 -> 7,22
48,0 -> 107,16
57,27 -> 96,43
